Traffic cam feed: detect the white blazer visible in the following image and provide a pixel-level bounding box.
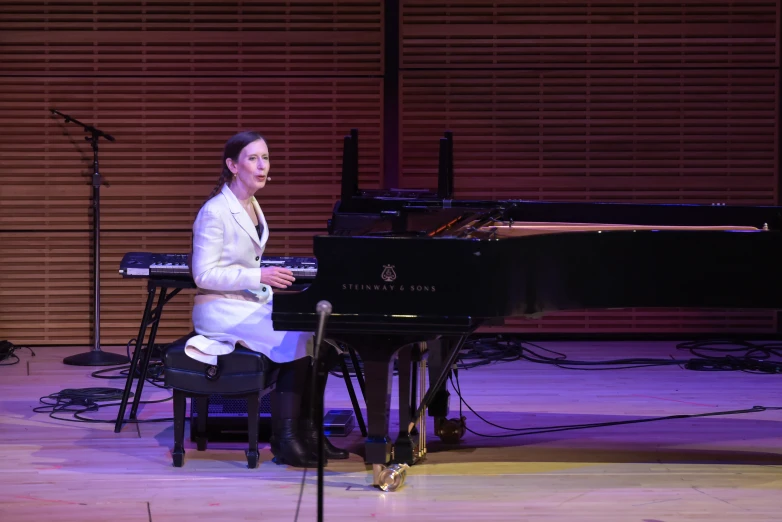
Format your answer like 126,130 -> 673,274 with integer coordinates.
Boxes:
190,183 -> 272,303
184,184 -> 313,365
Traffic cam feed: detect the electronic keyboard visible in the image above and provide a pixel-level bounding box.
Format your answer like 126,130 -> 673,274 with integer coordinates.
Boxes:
118,252 -> 317,282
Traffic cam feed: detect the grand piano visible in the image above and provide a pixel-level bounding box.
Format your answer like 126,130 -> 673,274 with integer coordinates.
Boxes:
272,129 -> 782,487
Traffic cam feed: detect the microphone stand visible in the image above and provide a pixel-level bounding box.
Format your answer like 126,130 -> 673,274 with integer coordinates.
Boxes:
312,300 -> 332,522
50,109 -> 129,366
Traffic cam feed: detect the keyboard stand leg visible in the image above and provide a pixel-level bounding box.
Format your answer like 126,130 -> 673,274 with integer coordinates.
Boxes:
114,284 -> 157,433
129,286 -> 170,420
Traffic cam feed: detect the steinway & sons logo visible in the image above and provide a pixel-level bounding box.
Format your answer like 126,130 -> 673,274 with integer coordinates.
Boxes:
341,264 -> 436,293
381,264 -> 396,282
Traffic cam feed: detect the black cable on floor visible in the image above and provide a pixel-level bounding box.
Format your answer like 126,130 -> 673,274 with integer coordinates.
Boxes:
90,361 -> 170,390
36,350 -> 174,424
457,335 -> 782,373
448,368 -> 781,439
34,387 -> 174,424
676,339 -> 782,373
0,341 -> 35,366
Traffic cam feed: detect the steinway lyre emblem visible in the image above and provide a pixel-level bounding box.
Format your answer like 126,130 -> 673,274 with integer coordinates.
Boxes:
381,264 -> 397,282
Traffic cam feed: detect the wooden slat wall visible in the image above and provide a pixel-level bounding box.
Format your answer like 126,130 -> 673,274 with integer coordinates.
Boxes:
399,1 -> 781,334
0,1 -> 383,345
1,2 -> 780,344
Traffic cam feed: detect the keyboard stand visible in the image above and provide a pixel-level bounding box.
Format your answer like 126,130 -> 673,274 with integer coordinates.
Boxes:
114,277 -> 195,433
113,278 -> 369,439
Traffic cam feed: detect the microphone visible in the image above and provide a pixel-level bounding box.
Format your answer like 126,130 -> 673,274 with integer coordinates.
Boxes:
50,108 -> 71,124
265,176 -> 271,182
316,300 -> 332,316
312,299 -> 333,522
314,300 -> 332,359
49,108 -> 115,141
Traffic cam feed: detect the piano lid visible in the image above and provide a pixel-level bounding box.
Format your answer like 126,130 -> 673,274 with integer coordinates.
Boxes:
273,128 -> 782,335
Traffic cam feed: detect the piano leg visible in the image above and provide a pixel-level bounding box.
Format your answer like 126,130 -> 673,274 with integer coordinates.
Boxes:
358,342 -> 395,467
333,334 -> 466,489
332,334 -> 434,488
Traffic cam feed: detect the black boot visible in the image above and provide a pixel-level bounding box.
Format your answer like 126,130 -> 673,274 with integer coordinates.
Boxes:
301,417 -> 349,460
270,418 -> 319,467
269,389 -> 319,468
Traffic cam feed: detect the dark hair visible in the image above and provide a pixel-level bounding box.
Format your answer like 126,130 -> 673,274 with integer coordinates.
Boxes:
205,131 -> 267,201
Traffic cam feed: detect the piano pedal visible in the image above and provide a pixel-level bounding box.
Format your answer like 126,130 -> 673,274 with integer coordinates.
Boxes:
381,347 -> 429,490
416,357 -> 427,460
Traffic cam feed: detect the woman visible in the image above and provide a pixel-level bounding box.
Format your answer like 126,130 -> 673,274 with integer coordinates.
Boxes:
185,130 -> 348,467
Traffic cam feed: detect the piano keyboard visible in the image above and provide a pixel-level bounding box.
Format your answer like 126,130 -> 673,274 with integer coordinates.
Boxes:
257,257 -> 318,279
119,252 -> 317,281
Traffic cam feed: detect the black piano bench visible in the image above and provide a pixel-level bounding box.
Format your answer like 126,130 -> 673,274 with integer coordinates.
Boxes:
162,334 -> 277,469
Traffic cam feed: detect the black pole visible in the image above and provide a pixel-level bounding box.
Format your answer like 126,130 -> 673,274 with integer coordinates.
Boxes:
91,136 -> 101,349
777,1 -> 782,334
445,130 -> 454,197
312,300 -> 332,522
50,109 -> 128,366
383,0 -> 400,190
437,138 -> 448,198
316,352 -> 326,522
340,133 -> 357,204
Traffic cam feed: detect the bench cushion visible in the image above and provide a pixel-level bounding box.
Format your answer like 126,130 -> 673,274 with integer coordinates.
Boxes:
163,334 -> 276,395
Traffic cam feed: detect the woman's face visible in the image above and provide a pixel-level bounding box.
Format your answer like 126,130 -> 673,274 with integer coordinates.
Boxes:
227,138 -> 270,194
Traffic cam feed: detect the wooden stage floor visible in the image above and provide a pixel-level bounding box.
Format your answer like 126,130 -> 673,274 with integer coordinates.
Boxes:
1,340 -> 781,521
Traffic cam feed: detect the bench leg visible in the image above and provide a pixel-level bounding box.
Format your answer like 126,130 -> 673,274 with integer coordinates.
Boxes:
195,395 -> 209,451
173,389 -> 187,467
246,392 -> 260,468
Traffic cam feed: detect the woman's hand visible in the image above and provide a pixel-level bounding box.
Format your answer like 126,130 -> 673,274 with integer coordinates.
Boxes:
261,266 -> 296,289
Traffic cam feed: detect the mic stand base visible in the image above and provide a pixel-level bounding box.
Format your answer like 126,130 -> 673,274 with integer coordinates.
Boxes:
64,349 -> 129,367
